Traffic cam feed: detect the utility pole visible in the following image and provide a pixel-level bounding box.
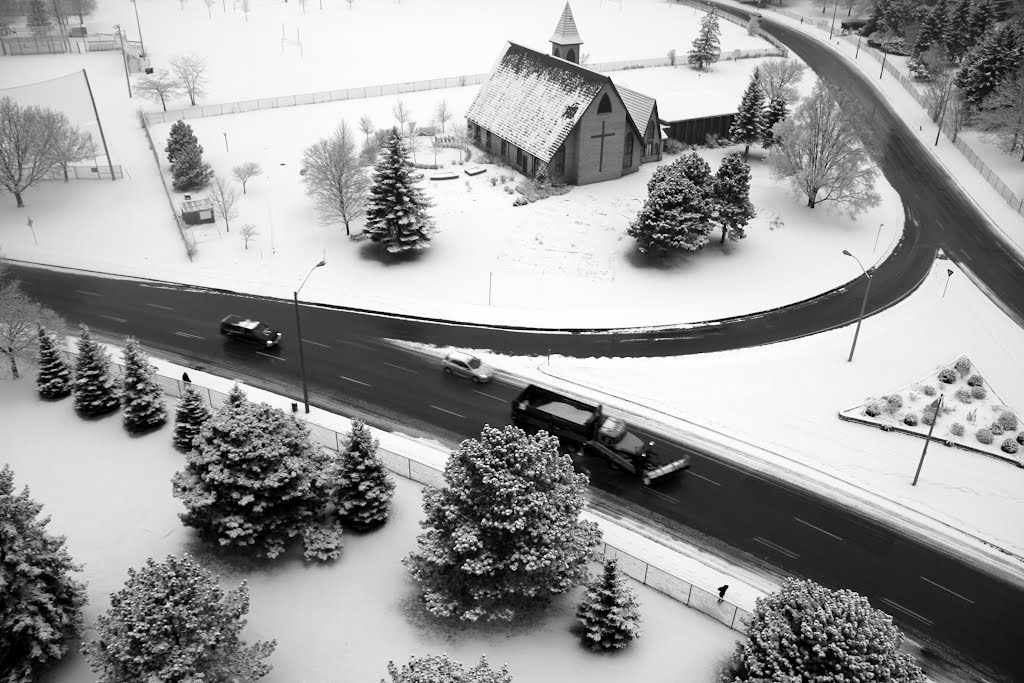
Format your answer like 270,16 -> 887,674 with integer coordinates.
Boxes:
912,395 -> 943,486
115,25 -> 131,98
82,69 -> 116,181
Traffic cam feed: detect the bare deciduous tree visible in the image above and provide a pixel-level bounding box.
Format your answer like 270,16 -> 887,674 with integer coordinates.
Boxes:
358,114 -> 374,142
240,0 -> 250,20
0,97 -> 80,207
392,99 -> 411,135
203,0 -> 214,17
301,120 -> 370,235
346,0 -> 353,8
921,47 -> 957,123
240,223 -> 258,249
0,278 -> 63,378
406,120 -> 420,162
170,54 -> 208,106
434,99 -> 452,134
208,175 -> 239,233
232,161 -> 262,194
758,58 -> 807,104
975,73 -> 1024,160
768,82 -> 881,216
62,0 -> 96,25
449,121 -> 468,163
53,126 -> 94,182
134,70 -> 181,112
431,136 -> 442,166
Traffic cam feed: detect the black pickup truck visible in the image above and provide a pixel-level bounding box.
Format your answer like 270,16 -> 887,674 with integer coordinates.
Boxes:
511,385 -> 690,485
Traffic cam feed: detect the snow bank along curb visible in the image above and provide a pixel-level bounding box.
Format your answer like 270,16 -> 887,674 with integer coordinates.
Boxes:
32,342 -> 759,635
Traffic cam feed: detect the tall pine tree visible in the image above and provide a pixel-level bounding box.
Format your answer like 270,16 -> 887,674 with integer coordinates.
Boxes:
173,387 -> 212,451
762,97 -> 789,148
120,337 -> 167,433
72,325 -> 119,417
36,327 -> 72,399
334,419 -> 396,530
225,382 -> 247,406
966,0 -> 997,46
165,120 -> 199,166
688,10 -> 722,70
713,152 -> 756,244
1,465 -> 87,683
913,1 -> 948,57
171,143 -> 214,191
575,559 -> 642,651
363,127 -> 436,254
627,166 -> 713,256
956,24 -> 1024,105
945,0 -> 975,61
729,69 -> 766,158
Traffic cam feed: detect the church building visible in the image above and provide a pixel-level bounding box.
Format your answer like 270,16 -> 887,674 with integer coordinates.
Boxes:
465,3 -> 662,186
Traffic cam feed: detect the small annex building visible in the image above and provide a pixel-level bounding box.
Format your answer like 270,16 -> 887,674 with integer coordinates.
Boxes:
465,3 -> 661,186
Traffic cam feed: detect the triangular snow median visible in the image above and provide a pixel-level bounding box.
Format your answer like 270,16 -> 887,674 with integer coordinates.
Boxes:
839,355 -> 1023,467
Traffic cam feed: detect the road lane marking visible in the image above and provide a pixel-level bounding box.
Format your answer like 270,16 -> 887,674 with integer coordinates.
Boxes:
472,390 -> 506,402
383,361 -> 418,374
146,303 -> 174,310
880,597 -> 934,626
336,338 -> 367,347
256,352 -> 285,361
339,375 -> 371,387
794,517 -> 844,541
689,471 -> 721,486
618,338 -> 646,344
644,488 -> 680,503
753,536 -> 800,559
76,290 -> 101,296
174,332 -> 205,340
920,577 -> 975,604
100,315 -> 126,323
430,405 -> 465,419
304,340 -> 331,349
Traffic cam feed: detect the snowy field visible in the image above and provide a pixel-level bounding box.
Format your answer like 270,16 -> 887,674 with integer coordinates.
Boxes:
0,374 -> 740,683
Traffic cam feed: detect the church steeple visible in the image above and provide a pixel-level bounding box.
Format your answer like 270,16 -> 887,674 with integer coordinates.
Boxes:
550,2 -> 583,64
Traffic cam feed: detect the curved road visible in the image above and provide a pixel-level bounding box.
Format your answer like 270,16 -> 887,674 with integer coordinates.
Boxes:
5,9 -> 1024,682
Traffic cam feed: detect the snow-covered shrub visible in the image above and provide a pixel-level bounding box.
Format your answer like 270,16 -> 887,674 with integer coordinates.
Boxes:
967,373 -> 984,387
907,390 -> 919,402
990,423 -> 1004,436
971,385 -> 987,400
883,394 -> 903,411
921,411 -> 934,426
996,411 -> 1018,432
1016,431 -> 1024,445
489,176 -> 498,186
903,413 -> 919,426
512,196 -> 527,206
1001,438 -> 1020,454
907,57 -> 932,81
966,408 -> 977,423
576,559 -> 642,651
385,654 -> 512,683
976,428 -> 994,445
301,520 -> 345,562
920,384 -> 937,397
664,138 -> 686,154
954,388 -> 973,403
937,368 -> 957,384
865,400 -> 884,418
950,422 -> 965,437
954,356 -> 972,376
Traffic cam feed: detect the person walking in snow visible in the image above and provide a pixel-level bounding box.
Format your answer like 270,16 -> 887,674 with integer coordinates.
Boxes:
717,584 -> 729,604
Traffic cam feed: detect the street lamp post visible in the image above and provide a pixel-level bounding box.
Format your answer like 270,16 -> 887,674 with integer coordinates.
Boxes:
842,249 -> 872,363
829,0 -> 839,38
114,24 -> 131,97
129,0 -> 146,57
879,48 -> 888,79
294,259 -> 326,413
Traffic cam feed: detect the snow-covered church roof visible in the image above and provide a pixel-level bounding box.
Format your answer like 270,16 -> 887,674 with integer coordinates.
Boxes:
550,2 -> 583,46
617,86 -> 657,135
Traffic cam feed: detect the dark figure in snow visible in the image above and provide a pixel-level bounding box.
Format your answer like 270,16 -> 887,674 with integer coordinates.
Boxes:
182,372 -> 191,384
718,584 -> 729,604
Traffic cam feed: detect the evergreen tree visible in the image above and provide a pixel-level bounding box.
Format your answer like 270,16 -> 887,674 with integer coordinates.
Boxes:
35,327 -> 71,399
172,399 -> 339,560
82,554 -> 275,683
575,559 -> 642,652
945,0 -> 975,61
72,325 -> 119,417
1,465 -> 87,683
688,9 -> 722,70
171,143 -> 214,191
26,0 -> 51,34
164,120 -> 199,166
762,96 -> 789,148
120,337 -> 167,433
226,382 -> 247,406
675,151 -> 714,188
363,127 -> 436,254
967,0 -> 998,45
173,386 -> 212,451
956,25 -> 1024,105
713,152 -> 756,244
729,69 -> 767,158
627,167 -> 713,256
722,578 -> 925,682
404,425 -> 601,622
914,1 -> 948,57
334,419 -> 395,530
385,654 -> 512,683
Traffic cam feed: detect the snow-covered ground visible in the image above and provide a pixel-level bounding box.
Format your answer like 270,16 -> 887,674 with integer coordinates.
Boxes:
0,374 -> 740,683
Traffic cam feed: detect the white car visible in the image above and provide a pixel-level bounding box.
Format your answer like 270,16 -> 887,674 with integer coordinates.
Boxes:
442,351 -> 493,383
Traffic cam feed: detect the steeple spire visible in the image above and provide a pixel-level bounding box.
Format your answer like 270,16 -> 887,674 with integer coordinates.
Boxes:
550,3 -> 583,64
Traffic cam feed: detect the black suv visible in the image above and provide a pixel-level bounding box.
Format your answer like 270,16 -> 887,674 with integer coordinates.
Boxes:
220,315 -> 282,348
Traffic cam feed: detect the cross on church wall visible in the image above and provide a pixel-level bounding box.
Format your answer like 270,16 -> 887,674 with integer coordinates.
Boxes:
590,120 -> 615,173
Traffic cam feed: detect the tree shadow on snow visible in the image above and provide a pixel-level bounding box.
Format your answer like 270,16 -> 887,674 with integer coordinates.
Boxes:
623,246 -> 696,270
357,241 -> 430,266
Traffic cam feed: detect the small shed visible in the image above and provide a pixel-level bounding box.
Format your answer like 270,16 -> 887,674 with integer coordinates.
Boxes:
180,196 -> 215,225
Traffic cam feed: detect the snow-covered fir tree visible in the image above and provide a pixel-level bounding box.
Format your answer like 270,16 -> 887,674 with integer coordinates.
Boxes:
721,578 -> 925,682
404,425 -> 601,622
172,386 -> 211,451
36,327 -> 71,399
385,654 -> 513,683
171,143 -> 214,191
120,337 -> 167,433
944,0 -> 975,62
729,69 -> 767,158
363,127 -> 436,254
72,325 -> 119,417
164,120 -> 200,166
172,399 -> 339,560
674,151 -> 714,189
762,97 -> 788,148
713,152 -> 756,244
688,10 -> 722,70
575,559 -> 642,651
913,0 -> 948,57
956,24 -> 1024,105
966,0 -> 997,46
226,382 -> 247,405
82,554 -> 276,683
334,419 -> 395,530
1,465 -> 87,683
627,165 -> 713,256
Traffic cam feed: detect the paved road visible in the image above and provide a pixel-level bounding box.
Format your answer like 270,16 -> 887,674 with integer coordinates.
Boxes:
8,265 -> 1024,681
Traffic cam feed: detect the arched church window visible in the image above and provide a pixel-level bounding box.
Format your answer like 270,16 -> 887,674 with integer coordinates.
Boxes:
598,94 -> 612,114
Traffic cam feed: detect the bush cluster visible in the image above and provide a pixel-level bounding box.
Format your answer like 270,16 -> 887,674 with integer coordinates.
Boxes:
865,400 -> 884,418
921,412 -> 934,426
920,384 -> 937,397
937,368 -> 957,384
971,385 -> 987,400
664,138 -> 686,154
996,411 -> 1019,432
966,373 -> 984,387
976,428 -> 994,445
950,422 -> 965,437
1001,438 -> 1020,455
1017,431 -> 1024,446
903,413 -> 919,427
883,394 -> 903,411
954,388 -> 973,404
954,356 -> 972,376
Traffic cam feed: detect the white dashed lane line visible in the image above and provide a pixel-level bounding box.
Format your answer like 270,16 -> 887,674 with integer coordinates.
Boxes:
430,405 -> 466,419
644,488 -> 680,504
76,290 -> 101,296
100,315 -> 126,323
339,375 -> 371,387
794,517 -> 844,541
753,536 -> 800,560
880,597 -> 934,626
146,303 -> 174,310
256,352 -> 285,361
303,340 -> 331,349
920,577 -> 974,604
173,332 -> 205,340
383,362 -> 418,374
472,390 -> 506,403
688,471 -> 721,486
